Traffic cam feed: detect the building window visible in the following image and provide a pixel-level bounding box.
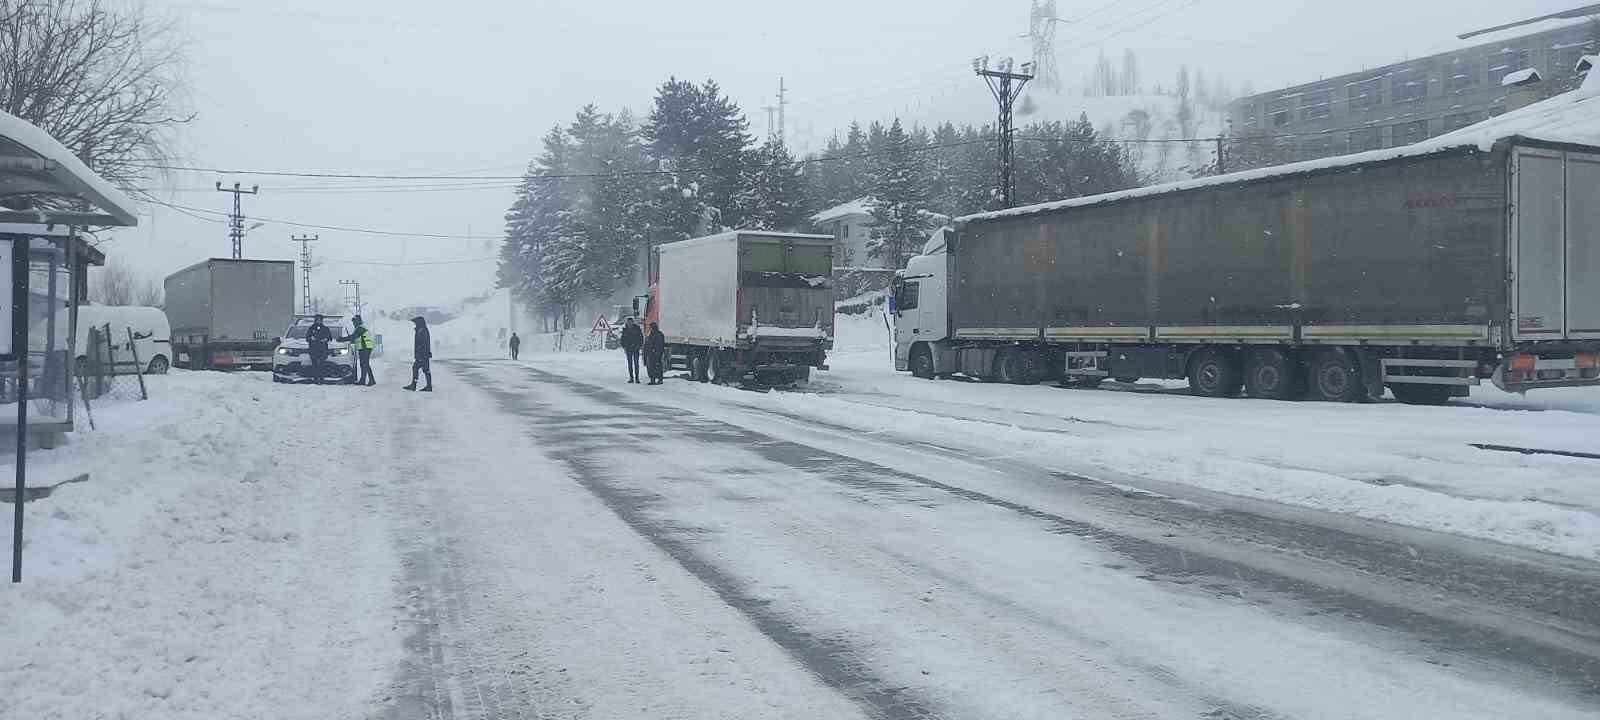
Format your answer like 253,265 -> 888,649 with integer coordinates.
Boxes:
1300,89 -> 1332,120
1348,127 -> 1383,152
1392,71 -> 1428,102
1446,62 -> 1479,92
1267,98 -> 1291,126
1300,135 -> 1333,160
1442,111 -> 1484,132
1392,119 -> 1429,146
1348,77 -> 1383,110
1487,48 -> 1529,85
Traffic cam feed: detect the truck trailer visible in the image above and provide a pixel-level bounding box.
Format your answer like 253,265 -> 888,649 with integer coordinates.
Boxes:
643,231 -> 834,385
892,85 -> 1600,403
165,258 -> 296,371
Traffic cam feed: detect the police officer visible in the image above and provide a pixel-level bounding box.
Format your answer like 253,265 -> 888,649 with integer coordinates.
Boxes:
306,314 -> 333,384
340,315 -> 377,386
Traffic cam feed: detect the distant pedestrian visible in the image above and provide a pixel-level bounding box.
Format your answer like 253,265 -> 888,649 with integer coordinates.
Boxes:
509,332 -> 521,360
339,315 -> 376,386
404,316 -> 434,392
619,317 -> 643,384
306,314 -> 333,384
644,322 -> 666,385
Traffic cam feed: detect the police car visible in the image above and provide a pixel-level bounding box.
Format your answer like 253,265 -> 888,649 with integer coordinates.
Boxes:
272,315 -> 357,384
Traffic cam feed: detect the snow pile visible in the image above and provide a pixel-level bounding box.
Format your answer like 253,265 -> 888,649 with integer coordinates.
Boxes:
0,370 -> 399,719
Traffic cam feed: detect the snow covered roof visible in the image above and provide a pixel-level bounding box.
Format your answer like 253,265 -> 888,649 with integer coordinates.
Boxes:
810,197 -> 874,223
1502,68 -> 1542,87
959,82 -> 1600,226
0,110 -> 137,227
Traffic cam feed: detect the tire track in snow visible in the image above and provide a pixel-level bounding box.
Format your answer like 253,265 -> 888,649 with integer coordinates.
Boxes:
472,361 -> 1600,710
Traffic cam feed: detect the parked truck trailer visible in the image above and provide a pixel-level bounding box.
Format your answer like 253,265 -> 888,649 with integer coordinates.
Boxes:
892,89 -> 1600,403
643,231 -> 834,385
165,258 -> 296,371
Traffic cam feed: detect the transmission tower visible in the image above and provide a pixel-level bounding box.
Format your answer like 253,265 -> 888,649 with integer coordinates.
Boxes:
1027,0 -> 1063,93
974,56 -> 1034,209
215,181 -> 259,259
291,234 -> 317,314
339,279 -> 363,318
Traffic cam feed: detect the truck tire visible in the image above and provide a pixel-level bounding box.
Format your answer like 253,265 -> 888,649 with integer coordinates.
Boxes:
996,349 -> 1038,385
1243,347 -> 1300,400
791,366 -> 812,386
710,351 -> 733,385
1390,383 -> 1453,406
690,352 -> 710,383
910,344 -> 936,379
1188,348 -> 1242,398
1308,349 -> 1366,403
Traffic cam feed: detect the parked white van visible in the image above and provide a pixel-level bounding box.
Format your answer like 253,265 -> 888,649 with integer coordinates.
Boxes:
76,305 -> 173,374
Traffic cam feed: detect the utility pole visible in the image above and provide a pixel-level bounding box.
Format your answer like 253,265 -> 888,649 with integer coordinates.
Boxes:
1215,136 -> 1226,174
974,57 -> 1033,208
339,279 -> 362,318
777,76 -> 786,147
216,181 -> 260,259
291,234 -> 317,314
762,104 -> 778,143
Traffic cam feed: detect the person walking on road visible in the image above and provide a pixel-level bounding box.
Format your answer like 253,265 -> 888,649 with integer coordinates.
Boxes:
340,315 -> 377,386
619,317 -> 643,384
509,332 -> 521,360
404,316 -> 434,392
306,314 -> 333,384
644,322 -> 666,385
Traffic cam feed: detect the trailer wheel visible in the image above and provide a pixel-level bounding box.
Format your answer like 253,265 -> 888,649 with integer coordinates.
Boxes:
1308,349 -> 1366,403
1390,383 -> 1453,406
709,351 -> 733,385
690,352 -> 711,383
910,344 -> 936,379
1243,347 -> 1300,400
1188,348 -> 1242,398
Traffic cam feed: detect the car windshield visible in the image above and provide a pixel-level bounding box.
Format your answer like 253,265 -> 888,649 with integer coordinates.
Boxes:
11,2 -> 1600,718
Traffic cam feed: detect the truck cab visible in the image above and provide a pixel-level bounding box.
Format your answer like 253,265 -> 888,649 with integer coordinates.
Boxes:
892,230 -> 951,377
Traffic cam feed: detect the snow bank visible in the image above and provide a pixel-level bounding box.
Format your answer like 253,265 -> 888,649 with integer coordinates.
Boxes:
0,370 -> 399,719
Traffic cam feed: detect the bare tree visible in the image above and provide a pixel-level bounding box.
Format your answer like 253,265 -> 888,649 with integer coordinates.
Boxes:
90,260 -> 134,305
0,0 -> 191,194
134,274 -> 163,307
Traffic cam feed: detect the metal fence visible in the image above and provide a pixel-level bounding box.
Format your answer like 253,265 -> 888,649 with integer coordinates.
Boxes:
78,324 -> 148,404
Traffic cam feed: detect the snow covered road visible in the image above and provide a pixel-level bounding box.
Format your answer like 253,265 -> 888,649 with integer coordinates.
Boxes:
3,355 -> 1598,718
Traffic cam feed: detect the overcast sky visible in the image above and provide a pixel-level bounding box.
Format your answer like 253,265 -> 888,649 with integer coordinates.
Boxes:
108,0 -> 1581,311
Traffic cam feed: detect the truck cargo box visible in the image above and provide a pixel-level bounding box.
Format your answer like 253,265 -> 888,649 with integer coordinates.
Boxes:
657,231 -> 834,347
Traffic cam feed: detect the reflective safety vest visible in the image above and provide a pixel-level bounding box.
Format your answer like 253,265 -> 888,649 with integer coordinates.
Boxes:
353,326 -> 374,350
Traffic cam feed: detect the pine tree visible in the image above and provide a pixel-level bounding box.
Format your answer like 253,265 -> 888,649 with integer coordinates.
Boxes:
867,118 -> 930,271
642,77 -> 753,242
746,139 -> 806,231
497,126 -> 573,328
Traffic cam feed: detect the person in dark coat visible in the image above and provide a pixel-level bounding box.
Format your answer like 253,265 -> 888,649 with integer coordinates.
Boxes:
644,322 -> 666,385
339,315 -> 376,386
306,314 -> 333,384
404,316 -> 434,392
619,317 -> 643,384
509,332 -> 521,360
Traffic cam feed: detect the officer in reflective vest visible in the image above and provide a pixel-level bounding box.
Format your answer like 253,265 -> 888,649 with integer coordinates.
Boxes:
340,315 -> 377,387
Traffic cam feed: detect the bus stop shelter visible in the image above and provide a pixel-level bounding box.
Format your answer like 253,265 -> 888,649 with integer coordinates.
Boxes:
0,112 -> 137,440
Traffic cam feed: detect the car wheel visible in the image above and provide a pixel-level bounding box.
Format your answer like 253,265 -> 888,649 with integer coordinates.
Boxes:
1390,383 -> 1453,405
910,344 -> 935,379
1308,349 -> 1367,403
147,355 -> 170,375
1188,348 -> 1242,398
1243,347 -> 1300,400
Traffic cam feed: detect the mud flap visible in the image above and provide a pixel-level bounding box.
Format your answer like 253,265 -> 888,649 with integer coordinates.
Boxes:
1357,349 -> 1385,401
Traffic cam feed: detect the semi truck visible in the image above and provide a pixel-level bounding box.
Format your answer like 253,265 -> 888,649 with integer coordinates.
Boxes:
165,258 -> 296,371
892,90 -> 1600,404
641,231 -> 834,385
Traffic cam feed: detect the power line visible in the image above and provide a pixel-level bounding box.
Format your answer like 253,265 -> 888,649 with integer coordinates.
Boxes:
321,256 -> 499,266
147,199 -> 485,239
